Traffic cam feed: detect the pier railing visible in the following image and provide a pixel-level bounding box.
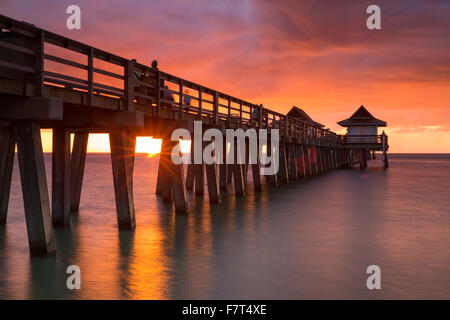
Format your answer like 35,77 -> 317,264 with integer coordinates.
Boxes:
343,135 -> 384,144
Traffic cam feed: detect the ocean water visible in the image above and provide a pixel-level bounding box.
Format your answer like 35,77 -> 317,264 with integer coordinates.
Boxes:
0,153 -> 449,299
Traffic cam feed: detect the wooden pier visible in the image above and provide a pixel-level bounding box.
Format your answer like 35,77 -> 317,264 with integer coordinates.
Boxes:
0,15 -> 389,255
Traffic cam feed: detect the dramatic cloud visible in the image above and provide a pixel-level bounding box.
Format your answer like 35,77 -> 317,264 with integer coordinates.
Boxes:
2,0 -> 449,152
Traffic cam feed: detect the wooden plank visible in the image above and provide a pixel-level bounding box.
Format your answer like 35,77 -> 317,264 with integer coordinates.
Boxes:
43,71 -> 88,85
44,53 -> 87,70
0,60 -> 34,73
0,96 -> 63,120
0,40 -> 35,55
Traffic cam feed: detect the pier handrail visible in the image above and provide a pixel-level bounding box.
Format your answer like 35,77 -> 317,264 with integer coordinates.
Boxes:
343,135 -> 385,144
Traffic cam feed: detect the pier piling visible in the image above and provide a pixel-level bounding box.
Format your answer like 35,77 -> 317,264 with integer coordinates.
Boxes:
15,121 -> 55,255
69,132 -> 88,212
205,162 -> 221,204
288,144 -> 299,182
52,127 -> 70,227
110,130 -> 136,229
0,127 -> 15,225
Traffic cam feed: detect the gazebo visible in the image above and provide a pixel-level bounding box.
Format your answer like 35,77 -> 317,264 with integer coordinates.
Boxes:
338,106 -> 388,168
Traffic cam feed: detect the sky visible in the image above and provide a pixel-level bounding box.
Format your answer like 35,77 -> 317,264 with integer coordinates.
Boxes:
2,0 -> 449,153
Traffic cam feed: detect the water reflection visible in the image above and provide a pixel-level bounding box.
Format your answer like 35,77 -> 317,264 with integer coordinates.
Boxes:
0,154 -> 449,299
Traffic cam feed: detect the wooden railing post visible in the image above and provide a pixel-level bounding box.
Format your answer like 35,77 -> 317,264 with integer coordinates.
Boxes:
213,91 -> 218,125
197,87 -> 203,120
198,87 -> 203,120
179,79 -> 184,120
284,117 -> 288,137
239,101 -> 242,126
155,68 -> 161,117
34,30 -> 44,96
124,59 -> 135,111
259,104 -> 263,129
87,47 -> 94,106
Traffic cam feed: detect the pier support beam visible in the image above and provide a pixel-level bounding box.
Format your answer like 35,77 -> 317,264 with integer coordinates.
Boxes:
15,121 -> 55,255
328,148 -> 333,171
233,163 -> 245,196
186,142 -> 195,190
52,127 -> 70,227
204,135 -> 221,204
219,164 -> 227,191
219,136 -> 228,191
278,143 -> 289,183
243,139 -> 249,190
168,141 -> 189,213
309,146 -> 316,175
156,163 -> 165,195
347,149 -> 351,167
303,146 -> 310,177
156,143 -> 168,196
296,144 -> 306,179
0,127 -> 15,225
383,151 -> 389,168
110,130 -> 136,229
331,149 -> 336,169
251,162 -> 262,192
264,139 -> 278,187
157,139 -> 189,213
194,163 -> 205,196
205,162 -> 221,204
360,149 -> 368,169
70,132 -> 88,212
156,139 -> 172,201
232,140 -> 245,196
324,148 -> 328,170
317,147 -> 324,174
227,164 -> 233,184
186,164 -> 194,191
288,144 -> 298,183
312,147 -> 319,175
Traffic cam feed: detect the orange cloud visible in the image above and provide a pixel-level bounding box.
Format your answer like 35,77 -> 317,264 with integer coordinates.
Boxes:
3,0 -> 449,152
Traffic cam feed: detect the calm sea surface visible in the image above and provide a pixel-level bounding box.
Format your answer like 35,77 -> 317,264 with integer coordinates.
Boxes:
0,154 -> 449,299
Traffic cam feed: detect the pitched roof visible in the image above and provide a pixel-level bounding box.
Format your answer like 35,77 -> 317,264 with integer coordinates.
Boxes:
287,106 -> 324,127
337,105 -> 386,127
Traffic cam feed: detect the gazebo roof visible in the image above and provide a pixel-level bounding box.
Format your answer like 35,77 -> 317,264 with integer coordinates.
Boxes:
337,105 -> 386,127
287,106 -> 324,127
